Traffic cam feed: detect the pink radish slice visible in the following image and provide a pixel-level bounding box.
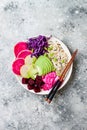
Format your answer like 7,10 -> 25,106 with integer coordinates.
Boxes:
17,50 -> 32,59
14,42 -> 28,57
12,58 -> 25,75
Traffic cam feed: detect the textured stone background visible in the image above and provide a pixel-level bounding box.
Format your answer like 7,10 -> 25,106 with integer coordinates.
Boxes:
0,0 -> 87,130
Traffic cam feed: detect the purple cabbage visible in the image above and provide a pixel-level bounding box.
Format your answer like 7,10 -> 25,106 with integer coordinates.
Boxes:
27,35 -> 49,57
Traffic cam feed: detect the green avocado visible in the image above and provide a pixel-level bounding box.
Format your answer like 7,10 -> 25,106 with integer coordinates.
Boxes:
35,56 -> 54,75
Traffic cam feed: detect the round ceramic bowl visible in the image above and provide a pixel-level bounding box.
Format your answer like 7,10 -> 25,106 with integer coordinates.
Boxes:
16,37 -> 73,95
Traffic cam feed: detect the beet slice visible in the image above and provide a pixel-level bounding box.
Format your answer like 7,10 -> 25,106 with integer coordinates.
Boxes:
14,42 -> 28,57
12,58 -> 25,75
17,50 -> 32,59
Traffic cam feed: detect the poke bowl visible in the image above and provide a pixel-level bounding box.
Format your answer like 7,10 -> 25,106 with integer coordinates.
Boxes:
12,35 -> 73,95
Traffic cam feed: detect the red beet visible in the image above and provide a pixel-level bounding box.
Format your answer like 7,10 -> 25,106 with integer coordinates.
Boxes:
35,80 -> 44,87
34,87 -> 41,93
36,76 -> 42,81
22,78 -> 29,84
28,78 -> 35,86
27,84 -> 34,90
35,76 -> 44,87
23,75 -> 45,93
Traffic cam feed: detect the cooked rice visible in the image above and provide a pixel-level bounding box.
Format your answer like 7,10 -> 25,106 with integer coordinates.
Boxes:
48,39 -> 68,76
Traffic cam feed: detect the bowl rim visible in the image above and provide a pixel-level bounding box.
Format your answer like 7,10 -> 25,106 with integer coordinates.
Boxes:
15,36 -> 73,95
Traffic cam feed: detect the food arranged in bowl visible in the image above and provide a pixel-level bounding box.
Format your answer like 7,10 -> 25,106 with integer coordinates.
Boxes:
12,35 -> 72,94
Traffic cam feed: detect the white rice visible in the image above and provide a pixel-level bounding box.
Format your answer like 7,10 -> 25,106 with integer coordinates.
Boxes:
48,39 -> 68,76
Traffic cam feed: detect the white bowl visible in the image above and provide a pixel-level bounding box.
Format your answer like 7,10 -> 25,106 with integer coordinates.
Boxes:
16,37 -> 73,95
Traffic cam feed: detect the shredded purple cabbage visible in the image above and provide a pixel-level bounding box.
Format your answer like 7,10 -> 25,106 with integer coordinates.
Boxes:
27,35 -> 49,57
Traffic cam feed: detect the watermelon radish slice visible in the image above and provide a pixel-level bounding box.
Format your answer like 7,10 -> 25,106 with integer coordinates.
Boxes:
14,42 -> 28,57
17,50 -> 32,59
12,58 -> 25,75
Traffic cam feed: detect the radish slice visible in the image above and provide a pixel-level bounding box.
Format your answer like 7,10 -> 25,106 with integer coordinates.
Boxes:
20,65 -> 30,78
14,42 -> 28,57
12,58 -> 25,75
17,50 -> 32,59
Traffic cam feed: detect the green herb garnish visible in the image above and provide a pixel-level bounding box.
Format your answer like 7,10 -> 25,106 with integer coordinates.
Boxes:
49,53 -> 54,57
61,59 -> 65,63
53,58 -> 58,62
48,46 -> 53,51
